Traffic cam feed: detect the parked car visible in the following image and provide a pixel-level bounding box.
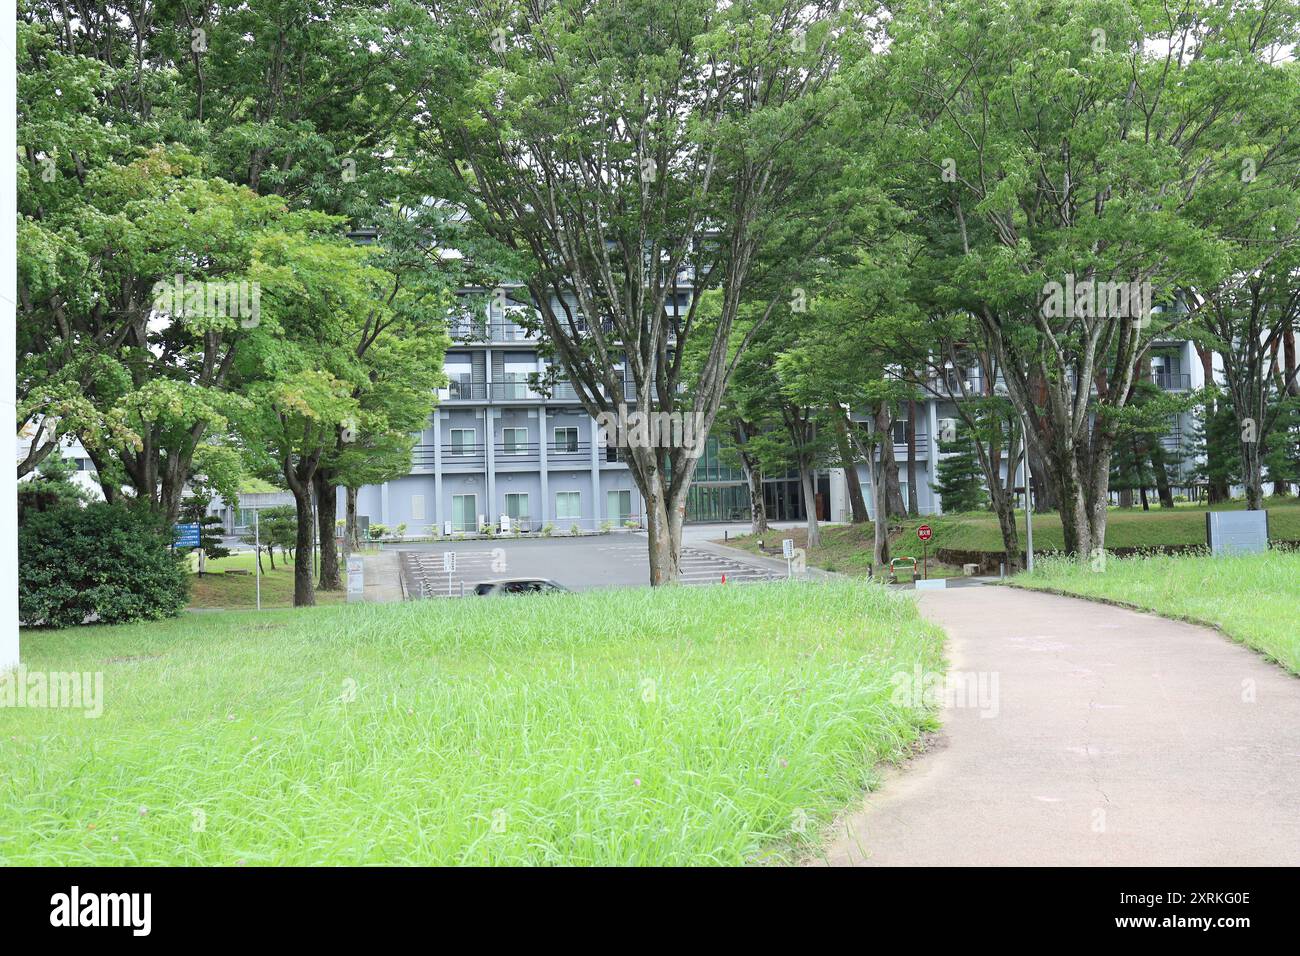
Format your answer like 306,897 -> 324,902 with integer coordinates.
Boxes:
473,579 -> 569,596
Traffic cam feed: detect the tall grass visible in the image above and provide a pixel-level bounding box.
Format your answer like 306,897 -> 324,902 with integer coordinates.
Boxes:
0,581 -> 943,865
1014,550 -> 1300,674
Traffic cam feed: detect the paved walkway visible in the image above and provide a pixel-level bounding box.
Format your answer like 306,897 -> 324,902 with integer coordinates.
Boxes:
361,550 -> 405,603
816,586 -> 1300,866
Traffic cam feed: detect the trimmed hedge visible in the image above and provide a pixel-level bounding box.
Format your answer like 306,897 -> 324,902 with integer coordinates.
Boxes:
19,502 -> 189,627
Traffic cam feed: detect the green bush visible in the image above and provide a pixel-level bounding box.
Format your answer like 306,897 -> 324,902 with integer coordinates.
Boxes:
19,502 -> 189,627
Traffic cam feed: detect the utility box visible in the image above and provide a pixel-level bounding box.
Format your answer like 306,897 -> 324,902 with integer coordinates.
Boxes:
346,555 -> 365,602
1206,510 -> 1269,556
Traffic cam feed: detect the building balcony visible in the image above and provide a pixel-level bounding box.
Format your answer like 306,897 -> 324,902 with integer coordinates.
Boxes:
447,380 -> 487,401
489,380 -> 539,401
448,320 -> 537,343
410,440 -> 604,471
440,442 -> 486,468
1154,371 -> 1191,391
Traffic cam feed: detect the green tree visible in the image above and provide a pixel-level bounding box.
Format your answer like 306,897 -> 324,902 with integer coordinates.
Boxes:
932,428 -> 987,514
877,0 -> 1296,556
413,0 -> 868,583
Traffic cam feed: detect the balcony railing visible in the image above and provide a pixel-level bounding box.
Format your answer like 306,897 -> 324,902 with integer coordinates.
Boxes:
1154,371 -> 1191,391
441,441 -> 486,467
490,380 -> 537,401
548,439 -> 592,460
448,320 -> 537,343
447,380 -> 487,400
495,440 -> 540,463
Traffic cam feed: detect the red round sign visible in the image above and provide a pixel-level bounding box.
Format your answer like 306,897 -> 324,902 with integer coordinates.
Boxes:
917,525 -> 933,541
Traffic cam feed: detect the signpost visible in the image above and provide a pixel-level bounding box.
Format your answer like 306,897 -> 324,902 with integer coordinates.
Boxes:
782,538 -> 794,579
173,522 -> 201,549
253,510 -> 262,610
346,555 -> 365,603
443,551 -> 456,596
917,524 -> 932,580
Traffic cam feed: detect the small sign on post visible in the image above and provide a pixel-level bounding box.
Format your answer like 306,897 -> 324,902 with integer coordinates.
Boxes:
173,523 -> 201,549
917,524 -> 933,580
782,538 -> 794,578
443,550 -> 456,597
346,555 -> 365,603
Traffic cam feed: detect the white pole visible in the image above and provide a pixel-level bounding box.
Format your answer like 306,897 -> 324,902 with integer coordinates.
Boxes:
1,12 -> 20,672
1022,415 -> 1034,573
254,510 -> 262,611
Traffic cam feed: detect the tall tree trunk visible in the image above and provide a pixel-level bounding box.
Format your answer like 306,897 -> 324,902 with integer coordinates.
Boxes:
283,454 -> 321,607
632,448 -> 689,585
315,471 -> 342,591
831,405 -> 869,523
1285,326 -> 1299,397
846,414 -> 888,573
877,405 -> 906,516
290,487 -> 316,606
991,482 -> 1022,573
1048,432 -> 1112,560
734,421 -> 767,535
643,486 -> 681,584
742,459 -> 767,536
799,459 -> 821,550
905,399 -> 919,517
1118,488 -> 1133,508
1199,345 -> 1231,504
346,486 -> 361,551
1149,439 -> 1174,509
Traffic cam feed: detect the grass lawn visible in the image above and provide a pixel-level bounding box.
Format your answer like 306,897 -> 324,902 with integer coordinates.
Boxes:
186,550 -> 352,609
1012,550 -> 1300,675
0,581 -> 944,865
725,497 -> 1300,578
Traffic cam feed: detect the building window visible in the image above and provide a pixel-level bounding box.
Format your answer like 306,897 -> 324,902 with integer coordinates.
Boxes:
505,493 -> 530,527
411,495 -> 426,521
555,491 -> 581,522
502,427 -> 528,455
554,427 -> 579,453
451,494 -> 477,532
607,489 -> 632,523
450,428 -> 476,455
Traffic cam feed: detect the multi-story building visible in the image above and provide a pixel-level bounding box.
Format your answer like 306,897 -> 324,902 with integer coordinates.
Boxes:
347,287 -> 646,534
827,320 -> 1207,522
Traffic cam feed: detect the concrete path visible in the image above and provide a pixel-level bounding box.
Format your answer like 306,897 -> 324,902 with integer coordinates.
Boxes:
361,550 -> 405,603
817,586 -> 1300,866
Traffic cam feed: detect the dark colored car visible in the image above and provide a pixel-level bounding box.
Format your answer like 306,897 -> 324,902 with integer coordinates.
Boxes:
473,578 -> 569,596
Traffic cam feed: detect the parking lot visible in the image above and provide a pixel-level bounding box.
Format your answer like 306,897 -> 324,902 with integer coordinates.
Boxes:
393,533 -> 789,597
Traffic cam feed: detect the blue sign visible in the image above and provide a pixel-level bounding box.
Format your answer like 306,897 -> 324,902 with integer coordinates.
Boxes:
174,523 -> 202,548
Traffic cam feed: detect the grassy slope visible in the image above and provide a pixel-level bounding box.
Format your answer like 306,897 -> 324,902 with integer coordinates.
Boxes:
186,550 -> 349,609
0,581 -> 943,865
726,497 -> 1300,578
1013,551 -> 1300,674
